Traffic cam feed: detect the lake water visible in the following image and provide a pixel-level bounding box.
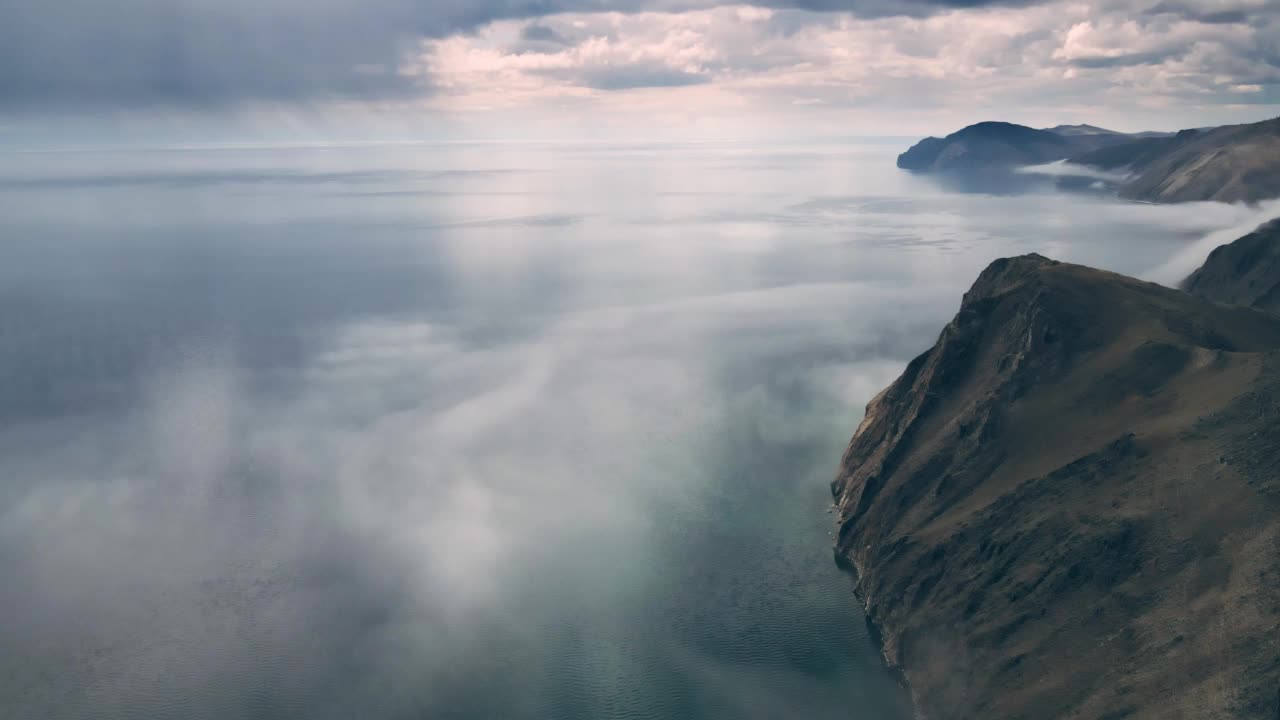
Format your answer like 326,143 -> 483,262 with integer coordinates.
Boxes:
0,139 -> 1270,719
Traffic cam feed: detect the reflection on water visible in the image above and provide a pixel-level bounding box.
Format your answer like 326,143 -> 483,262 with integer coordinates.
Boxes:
0,140 -> 1262,719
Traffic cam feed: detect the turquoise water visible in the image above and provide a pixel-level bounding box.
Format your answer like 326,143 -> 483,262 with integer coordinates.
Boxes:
0,139 -> 1233,718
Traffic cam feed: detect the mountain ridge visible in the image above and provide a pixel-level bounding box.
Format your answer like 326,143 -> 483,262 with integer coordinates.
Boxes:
832,238 -> 1280,719
1074,117 -> 1280,203
896,121 -> 1132,172
898,116 -> 1280,204
1184,219 -> 1280,311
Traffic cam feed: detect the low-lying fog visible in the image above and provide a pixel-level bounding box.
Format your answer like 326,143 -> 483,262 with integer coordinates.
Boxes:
0,140 -> 1274,719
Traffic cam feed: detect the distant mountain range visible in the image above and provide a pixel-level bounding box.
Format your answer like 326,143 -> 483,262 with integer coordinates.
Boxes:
1074,118 -> 1280,203
897,116 -> 1280,203
895,121 -> 1133,172
1044,123 -> 1174,139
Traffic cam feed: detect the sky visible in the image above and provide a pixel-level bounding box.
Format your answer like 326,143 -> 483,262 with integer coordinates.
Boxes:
1,0 -> 1278,141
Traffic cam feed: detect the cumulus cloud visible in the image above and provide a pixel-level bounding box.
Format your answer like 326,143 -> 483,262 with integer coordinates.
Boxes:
408,0 -> 1278,133
0,0 -> 1058,113
1,0 -> 1278,139
1054,14 -> 1252,68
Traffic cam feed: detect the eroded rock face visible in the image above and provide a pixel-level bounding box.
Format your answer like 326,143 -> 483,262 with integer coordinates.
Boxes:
1185,219 -> 1280,313
833,254 -> 1280,719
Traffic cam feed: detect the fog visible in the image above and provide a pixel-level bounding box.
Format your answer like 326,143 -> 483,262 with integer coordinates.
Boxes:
0,140 -> 1266,719
1143,198 -> 1280,285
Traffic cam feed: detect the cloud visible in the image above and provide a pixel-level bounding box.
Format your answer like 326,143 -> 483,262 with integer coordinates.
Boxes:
0,251 -> 946,717
520,22 -> 574,45
0,0 -> 1057,113
1016,159 -> 1131,181
0,0 -> 427,111
1143,199 -> 1280,285
1142,0 -> 1273,24
574,65 -> 713,89
2,133 -> 1274,715
0,0 -> 1277,133
1053,15 -> 1252,68
408,0 -> 1278,133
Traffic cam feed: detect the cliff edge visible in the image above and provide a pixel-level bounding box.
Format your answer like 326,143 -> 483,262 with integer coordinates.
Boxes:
833,253 -> 1280,718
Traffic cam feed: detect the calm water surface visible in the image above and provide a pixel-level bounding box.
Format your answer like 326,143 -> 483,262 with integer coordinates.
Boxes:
0,140 -> 1257,719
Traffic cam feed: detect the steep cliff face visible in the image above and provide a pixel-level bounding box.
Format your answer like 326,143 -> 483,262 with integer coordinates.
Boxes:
833,255 -> 1280,719
1185,219 -> 1280,312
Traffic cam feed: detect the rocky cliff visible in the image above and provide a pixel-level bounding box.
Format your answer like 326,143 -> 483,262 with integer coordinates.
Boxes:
832,253 -> 1280,719
1184,219 -> 1280,311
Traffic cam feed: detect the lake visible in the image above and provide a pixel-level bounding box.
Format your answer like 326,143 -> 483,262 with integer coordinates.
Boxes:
0,138 -> 1266,719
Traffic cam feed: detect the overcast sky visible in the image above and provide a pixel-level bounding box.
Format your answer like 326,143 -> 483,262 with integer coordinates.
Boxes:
1,0 -> 1277,139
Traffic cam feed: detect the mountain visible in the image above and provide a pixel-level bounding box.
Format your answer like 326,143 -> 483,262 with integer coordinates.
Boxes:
896,122 -> 1132,172
1067,129 -> 1201,173
1071,117 -> 1280,203
1046,124 -> 1174,139
1044,123 -> 1124,136
1185,219 -> 1280,311
899,116 -> 1280,204
831,251 -> 1280,719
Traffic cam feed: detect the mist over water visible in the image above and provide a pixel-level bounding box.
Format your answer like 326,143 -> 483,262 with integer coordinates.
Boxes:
0,140 -> 1267,719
